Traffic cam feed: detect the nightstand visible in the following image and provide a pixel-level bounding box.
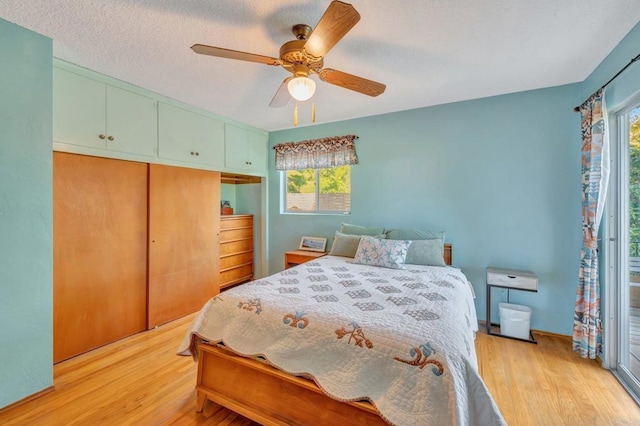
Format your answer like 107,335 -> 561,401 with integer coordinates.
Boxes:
486,267 -> 538,344
285,250 -> 327,269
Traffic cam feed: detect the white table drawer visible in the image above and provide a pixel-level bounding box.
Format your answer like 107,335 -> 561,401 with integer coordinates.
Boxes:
486,267 -> 538,291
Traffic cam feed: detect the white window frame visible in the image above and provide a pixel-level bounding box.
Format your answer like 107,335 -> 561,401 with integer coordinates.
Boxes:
280,167 -> 351,215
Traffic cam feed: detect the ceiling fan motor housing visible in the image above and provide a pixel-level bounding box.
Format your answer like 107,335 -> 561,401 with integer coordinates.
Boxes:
279,38 -> 323,73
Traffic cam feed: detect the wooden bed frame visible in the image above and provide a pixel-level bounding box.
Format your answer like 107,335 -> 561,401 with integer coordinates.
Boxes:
195,243 -> 453,425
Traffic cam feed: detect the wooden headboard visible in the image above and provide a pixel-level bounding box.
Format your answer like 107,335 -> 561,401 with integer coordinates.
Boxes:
444,243 -> 453,266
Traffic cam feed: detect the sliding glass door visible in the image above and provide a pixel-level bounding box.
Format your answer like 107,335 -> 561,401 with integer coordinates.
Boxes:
615,102 -> 640,398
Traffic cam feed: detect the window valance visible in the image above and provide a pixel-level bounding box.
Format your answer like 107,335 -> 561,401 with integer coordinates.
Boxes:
273,135 -> 359,171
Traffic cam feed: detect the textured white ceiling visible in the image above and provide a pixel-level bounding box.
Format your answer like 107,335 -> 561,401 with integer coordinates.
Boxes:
1,1 -> 639,131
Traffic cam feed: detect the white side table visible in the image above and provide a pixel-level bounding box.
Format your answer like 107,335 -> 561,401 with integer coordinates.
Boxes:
485,267 -> 538,344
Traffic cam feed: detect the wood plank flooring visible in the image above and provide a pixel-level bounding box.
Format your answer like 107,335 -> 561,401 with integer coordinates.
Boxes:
630,307 -> 640,378
1,314 -> 638,425
477,330 -> 639,425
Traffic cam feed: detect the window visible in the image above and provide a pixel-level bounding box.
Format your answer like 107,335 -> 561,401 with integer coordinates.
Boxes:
283,165 -> 351,214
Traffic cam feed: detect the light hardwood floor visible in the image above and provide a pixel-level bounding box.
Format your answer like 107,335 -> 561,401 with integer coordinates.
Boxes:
1,314 -> 638,425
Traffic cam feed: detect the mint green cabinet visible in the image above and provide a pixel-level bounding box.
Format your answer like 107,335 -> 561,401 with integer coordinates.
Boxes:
225,124 -> 267,174
158,103 -> 225,167
53,68 -> 105,149
53,67 -> 158,157
105,86 -> 158,157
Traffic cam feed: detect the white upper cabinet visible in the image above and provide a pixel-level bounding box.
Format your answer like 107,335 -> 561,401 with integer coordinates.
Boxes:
53,67 -> 158,157
158,103 -> 225,168
225,124 -> 267,174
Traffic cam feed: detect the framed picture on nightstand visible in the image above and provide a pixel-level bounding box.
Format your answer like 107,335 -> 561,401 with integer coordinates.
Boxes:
298,236 -> 327,252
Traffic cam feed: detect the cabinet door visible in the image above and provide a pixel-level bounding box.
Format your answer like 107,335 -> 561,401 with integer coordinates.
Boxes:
148,164 -> 221,328
224,124 -> 249,170
246,129 -> 268,173
225,124 -> 267,174
53,152 -> 147,363
106,85 -> 158,157
158,103 -> 225,167
53,68 -> 106,149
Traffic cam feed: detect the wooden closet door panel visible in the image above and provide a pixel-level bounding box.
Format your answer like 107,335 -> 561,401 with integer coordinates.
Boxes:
148,164 -> 220,328
53,152 -> 148,363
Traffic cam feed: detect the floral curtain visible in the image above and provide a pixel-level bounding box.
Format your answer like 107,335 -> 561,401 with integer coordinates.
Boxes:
573,88 -> 610,359
273,135 -> 359,170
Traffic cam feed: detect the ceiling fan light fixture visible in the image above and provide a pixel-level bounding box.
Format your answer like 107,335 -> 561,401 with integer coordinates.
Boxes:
287,76 -> 316,101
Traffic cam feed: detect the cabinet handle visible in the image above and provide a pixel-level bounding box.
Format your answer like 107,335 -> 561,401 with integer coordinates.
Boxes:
99,134 -> 106,139
190,151 -> 195,155
107,136 -> 114,141
195,152 -> 199,156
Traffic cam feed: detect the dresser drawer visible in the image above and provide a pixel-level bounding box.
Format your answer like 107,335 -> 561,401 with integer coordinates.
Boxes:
221,239 -> 253,256
221,216 -> 253,230
221,251 -> 254,271
486,267 -> 538,291
220,263 -> 253,285
220,227 -> 253,242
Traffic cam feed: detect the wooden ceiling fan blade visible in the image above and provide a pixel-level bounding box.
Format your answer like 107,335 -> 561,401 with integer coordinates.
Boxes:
304,1 -> 360,59
191,44 -> 282,66
270,78 -> 292,107
319,69 -> 386,97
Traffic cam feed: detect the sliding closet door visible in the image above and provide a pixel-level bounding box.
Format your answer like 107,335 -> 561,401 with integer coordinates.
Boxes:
54,152 -> 148,363
148,164 -> 220,328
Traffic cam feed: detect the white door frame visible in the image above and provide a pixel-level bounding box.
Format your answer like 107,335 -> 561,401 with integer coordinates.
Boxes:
605,94 -> 640,401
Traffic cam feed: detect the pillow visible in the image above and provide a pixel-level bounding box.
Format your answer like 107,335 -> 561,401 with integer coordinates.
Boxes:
353,236 -> 411,269
385,228 -> 445,241
340,223 -> 386,236
329,231 -> 385,258
405,239 -> 446,267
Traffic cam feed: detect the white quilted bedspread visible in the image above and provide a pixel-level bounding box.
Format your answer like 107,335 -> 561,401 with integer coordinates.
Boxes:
178,255 -> 505,426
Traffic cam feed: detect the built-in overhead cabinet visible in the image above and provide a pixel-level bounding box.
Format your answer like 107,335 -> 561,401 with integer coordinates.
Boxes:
53,67 -> 158,157
158,102 -> 225,167
53,61 -> 268,177
225,124 -> 268,174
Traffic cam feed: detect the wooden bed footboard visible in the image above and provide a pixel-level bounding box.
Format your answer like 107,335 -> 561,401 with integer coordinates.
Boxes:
194,243 -> 453,424
196,343 -> 388,426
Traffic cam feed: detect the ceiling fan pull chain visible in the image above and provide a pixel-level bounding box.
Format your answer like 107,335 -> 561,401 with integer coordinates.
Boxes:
311,100 -> 316,123
293,103 -> 299,126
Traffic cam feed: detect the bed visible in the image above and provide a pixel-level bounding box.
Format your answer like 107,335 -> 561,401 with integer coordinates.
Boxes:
178,243 -> 505,425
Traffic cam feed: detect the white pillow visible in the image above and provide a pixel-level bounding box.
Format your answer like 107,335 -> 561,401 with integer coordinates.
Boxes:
353,236 -> 411,269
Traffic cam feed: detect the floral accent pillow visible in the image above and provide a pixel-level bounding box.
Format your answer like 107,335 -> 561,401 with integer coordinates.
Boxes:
353,236 -> 411,269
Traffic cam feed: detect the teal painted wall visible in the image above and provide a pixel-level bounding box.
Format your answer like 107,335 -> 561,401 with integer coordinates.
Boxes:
220,183 -> 236,210
268,83 -> 583,335
0,19 -> 53,408
582,21 -> 640,110
236,183 -> 264,278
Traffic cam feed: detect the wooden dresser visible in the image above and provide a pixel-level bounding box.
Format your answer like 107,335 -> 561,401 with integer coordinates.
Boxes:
220,214 -> 254,289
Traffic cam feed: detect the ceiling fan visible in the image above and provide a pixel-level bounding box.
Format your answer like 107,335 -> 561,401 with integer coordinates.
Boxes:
191,0 -> 386,110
